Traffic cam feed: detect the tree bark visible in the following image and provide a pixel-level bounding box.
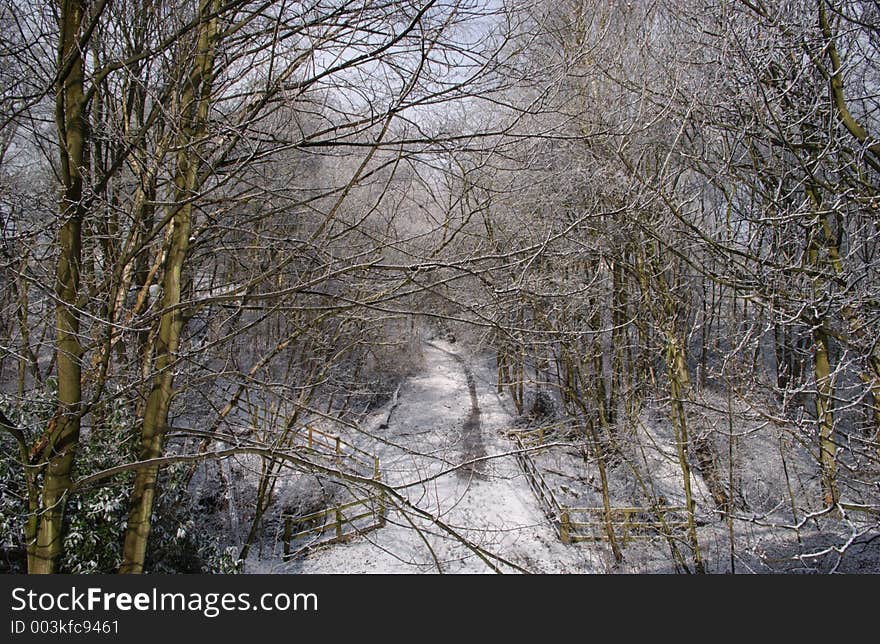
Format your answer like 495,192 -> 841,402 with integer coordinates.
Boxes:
120,0 -> 218,573
30,0 -> 88,574
666,332 -> 705,574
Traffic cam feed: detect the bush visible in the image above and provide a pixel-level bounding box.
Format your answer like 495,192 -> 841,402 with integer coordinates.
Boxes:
145,464 -> 242,574
529,390 -> 557,419
58,393 -> 137,573
0,384 -> 56,573
0,387 -> 239,573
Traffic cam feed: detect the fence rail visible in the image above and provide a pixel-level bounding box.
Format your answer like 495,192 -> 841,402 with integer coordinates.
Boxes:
507,422 -> 571,447
839,502 -> 880,516
272,423 -> 386,559
511,431 -> 562,523
281,493 -> 387,560
562,506 -> 688,544
291,424 -> 378,477
509,429 -> 689,545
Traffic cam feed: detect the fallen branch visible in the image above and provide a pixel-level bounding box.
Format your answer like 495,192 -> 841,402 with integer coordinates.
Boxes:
378,383 -> 401,429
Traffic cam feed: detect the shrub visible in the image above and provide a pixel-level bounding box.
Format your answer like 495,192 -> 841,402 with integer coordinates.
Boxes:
0,387 -> 239,573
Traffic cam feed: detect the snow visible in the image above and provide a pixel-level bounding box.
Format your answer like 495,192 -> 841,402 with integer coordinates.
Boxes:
237,338 -> 880,574
245,340 -> 595,573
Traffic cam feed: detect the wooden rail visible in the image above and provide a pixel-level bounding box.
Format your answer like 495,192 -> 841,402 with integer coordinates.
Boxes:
292,424 -> 378,478
509,428 -> 689,545
839,502 -> 880,516
242,418 -> 389,560
561,506 -> 688,544
510,431 -> 562,525
507,422 -> 571,447
281,493 -> 387,560
244,402 -> 378,478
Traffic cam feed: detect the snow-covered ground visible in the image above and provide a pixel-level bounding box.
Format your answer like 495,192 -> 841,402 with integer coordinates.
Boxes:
235,337 -> 879,574
246,340 -> 597,573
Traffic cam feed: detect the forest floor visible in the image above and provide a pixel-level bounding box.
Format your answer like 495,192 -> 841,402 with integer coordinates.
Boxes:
249,339 -> 597,573
239,338 -> 880,574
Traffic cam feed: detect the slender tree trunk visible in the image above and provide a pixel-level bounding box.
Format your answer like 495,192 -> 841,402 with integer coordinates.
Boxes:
813,324 -> 838,507
870,373 -> 880,459
119,199 -> 193,573
774,315 -> 790,391
805,191 -> 839,508
587,419 -> 622,564
130,174 -> 158,365
666,332 -> 705,574
120,0 -> 218,573
496,350 -> 505,394
587,345 -> 621,562
610,259 -> 628,423
699,275 -> 709,389
15,258 -> 41,396
30,0 -> 88,574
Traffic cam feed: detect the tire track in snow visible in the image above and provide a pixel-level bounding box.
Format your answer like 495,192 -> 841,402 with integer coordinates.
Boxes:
284,340 -> 594,573
425,341 -> 486,478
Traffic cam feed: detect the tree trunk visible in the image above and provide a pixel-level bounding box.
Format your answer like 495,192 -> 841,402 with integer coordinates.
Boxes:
29,0 -> 88,574
120,0 -> 218,573
805,191 -> 839,508
813,324 -> 838,507
666,332 -> 705,574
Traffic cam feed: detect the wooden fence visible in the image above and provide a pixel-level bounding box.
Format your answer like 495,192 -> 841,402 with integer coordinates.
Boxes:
291,424 -> 379,478
281,493 -> 386,560
510,428 -> 688,545
559,505 -> 689,544
278,424 -> 387,559
510,429 -> 563,525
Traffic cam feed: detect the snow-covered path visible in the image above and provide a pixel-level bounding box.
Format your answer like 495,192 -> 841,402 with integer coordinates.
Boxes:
281,340 -> 593,573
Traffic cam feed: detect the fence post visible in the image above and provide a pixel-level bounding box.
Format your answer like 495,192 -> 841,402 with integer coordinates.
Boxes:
621,509 -> 631,546
560,508 -> 571,544
335,507 -> 343,540
283,516 -> 292,560
374,457 -> 386,526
